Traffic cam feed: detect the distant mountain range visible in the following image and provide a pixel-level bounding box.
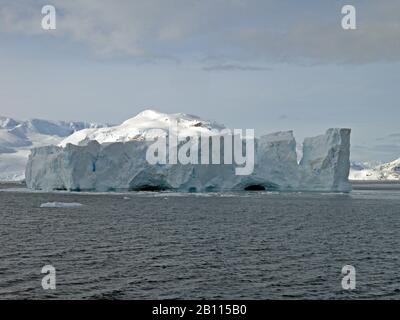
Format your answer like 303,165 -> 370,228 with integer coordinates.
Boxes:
0,116 -> 108,181
349,159 -> 400,181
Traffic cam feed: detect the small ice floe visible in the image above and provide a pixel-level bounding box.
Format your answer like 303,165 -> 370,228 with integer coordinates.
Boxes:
40,202 -> 83,208
123,196 -> 130,200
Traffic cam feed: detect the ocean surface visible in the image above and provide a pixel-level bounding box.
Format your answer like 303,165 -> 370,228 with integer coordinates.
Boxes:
1,182 -> 400,299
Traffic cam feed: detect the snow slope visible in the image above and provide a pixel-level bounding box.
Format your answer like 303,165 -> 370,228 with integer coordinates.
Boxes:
349,158 -> 400,181
60,110 -> 225,147
0,116 -> 107,181
26,110 -> 352,192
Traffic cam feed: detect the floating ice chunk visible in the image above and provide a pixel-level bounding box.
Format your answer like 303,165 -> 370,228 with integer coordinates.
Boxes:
40,202 -> 83,208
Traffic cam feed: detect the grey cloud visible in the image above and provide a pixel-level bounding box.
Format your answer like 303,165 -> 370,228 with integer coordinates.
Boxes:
371,144 -> 400,153
351,143 -> 400,163
202,64 -> 271,72
376,133 -> 400,142
352,145 -> 370,150
1,0 -> 400,64
354,143 -> 400,153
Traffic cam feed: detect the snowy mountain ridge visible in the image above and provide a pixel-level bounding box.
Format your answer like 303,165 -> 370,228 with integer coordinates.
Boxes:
349,158 -> 400,181
0,116 -> 108,181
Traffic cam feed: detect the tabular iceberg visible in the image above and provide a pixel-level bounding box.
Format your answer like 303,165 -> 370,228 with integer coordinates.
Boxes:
25,110 -> 351,193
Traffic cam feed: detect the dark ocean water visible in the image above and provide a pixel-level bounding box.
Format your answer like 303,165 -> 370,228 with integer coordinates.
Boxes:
1,183 -> 400,299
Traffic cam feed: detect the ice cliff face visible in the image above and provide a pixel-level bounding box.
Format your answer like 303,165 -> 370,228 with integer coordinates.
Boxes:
299,128 -> 351,191
26,111 -> 351,192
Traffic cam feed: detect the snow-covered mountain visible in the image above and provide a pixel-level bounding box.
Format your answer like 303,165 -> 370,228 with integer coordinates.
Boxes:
0,116 -> 107,181
349,158 -> 400,181
59,110 -> 225,147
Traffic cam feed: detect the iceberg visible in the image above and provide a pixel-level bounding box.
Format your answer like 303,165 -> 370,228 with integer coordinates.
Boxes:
25,110 -> 352,193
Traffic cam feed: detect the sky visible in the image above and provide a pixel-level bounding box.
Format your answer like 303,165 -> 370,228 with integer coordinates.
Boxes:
0,0 -> 399,162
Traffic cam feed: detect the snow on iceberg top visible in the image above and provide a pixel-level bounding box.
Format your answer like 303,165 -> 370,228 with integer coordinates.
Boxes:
59,109 -> 226,147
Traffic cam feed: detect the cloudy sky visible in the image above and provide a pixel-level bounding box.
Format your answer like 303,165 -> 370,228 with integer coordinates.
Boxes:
0,0 -> 399,162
